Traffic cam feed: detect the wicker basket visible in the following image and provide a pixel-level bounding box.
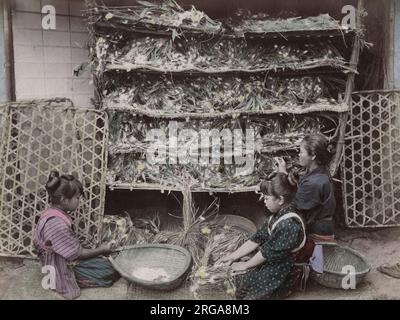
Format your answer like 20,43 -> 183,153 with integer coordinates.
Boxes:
109,244 -> 192,291
214,215 -> 257,236
310,243 -> 371,289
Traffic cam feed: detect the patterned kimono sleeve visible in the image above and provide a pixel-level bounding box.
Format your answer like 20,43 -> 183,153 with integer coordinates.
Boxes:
259,219 -> 302,261
249,221 -> 270,244
43,217 -> 82,262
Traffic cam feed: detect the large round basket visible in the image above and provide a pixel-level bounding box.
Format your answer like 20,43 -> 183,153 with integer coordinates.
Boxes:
109,244 -> 192,291
214,215 -> 257,236
310,243 -> 371,289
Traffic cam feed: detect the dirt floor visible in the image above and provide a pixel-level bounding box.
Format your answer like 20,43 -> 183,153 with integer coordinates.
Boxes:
1,226 -> 400,300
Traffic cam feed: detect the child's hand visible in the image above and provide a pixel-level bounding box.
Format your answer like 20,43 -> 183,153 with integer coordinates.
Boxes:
231,262 -> 249,272
99,243 -> 112,255
108,240 -> 118,251
217,253 -> 237,266
274,157 -> 288,174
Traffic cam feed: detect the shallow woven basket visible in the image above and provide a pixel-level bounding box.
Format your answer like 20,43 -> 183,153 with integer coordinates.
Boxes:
109,244 -> 192,291
310,243 -> 371,289
214,215 -> 257,236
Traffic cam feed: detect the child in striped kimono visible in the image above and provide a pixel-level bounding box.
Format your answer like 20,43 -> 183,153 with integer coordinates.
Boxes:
34,171 -> 119,300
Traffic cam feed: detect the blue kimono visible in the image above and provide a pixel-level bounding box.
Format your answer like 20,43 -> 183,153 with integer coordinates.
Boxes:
235,206 -> 305,300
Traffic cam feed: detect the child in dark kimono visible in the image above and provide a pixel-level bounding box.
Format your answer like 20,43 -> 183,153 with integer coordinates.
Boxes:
34,171 -> 119,300
274,133 -> 337,287
220,173 -> 305,300
275,134 -> 336,244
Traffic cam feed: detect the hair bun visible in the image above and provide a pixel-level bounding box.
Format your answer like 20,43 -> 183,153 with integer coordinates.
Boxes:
287,170 -> 299,187
46,171 -> 61,193
327,143 -> 336,155
62,174 -> 75,182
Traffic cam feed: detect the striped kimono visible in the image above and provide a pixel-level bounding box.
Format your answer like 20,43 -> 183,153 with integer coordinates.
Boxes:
34,208 -> 119,300
34,208 -> 82,299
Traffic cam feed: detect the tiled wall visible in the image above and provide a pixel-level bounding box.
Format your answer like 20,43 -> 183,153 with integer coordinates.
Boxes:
12,0 -> 93,107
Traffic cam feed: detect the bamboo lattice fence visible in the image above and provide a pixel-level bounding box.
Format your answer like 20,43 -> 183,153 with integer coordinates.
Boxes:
343,90 -> 400,227
0,99 -> 108,257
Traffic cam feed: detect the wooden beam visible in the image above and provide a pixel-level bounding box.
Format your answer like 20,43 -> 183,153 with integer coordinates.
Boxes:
386,0 -> 395,89
2,0 -> 15,101
331,0 -> 365,176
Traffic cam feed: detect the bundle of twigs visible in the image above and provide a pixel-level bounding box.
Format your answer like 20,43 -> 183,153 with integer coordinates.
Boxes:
85,0 -> 223,34
106,113 -> 336,188
86,2 -> 350,37
228,12 -> 350,35
102,75 -> 344,114
189,225 -> 249,298
106,157 -> 270,189
107,151 -> 301,190
100,212 -> 134,247
145,193 -> 221,267
107,113 -> 335,155
127,214 -> 162,244
95,36 -> 351,74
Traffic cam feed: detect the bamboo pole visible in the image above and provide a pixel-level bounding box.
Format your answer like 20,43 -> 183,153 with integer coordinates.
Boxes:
182,186 -> 193,232
331,0 -> 365,176
107,182 -> 258,193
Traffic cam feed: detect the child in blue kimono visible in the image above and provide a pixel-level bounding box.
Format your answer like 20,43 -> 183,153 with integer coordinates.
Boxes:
275,134 -> 336,239
274,133 -> 337,287
220,173 -> 306,300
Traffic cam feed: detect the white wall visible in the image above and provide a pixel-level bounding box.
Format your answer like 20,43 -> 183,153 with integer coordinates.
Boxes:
12,0 -> 93,107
